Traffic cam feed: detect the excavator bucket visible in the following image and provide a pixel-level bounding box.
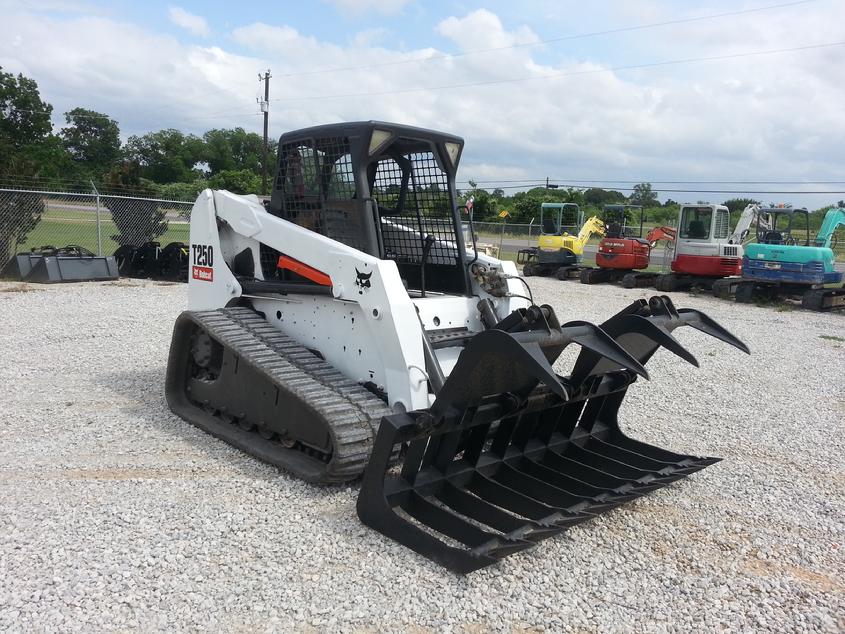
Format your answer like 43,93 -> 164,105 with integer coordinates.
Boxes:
357,296 -> 748,573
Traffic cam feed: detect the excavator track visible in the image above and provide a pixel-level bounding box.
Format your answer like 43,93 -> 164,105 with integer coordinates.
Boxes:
165,307 -> 394,483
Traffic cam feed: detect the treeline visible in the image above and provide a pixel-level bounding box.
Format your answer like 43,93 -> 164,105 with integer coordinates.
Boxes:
0,67 -> 274,200
460,181 -> 843,233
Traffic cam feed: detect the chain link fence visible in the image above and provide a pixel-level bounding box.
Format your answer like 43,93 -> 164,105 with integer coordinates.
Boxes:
0,186 -> 194,265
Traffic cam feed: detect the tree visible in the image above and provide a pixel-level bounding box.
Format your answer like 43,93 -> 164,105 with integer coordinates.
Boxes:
208,169 -> 261,195
202,127 -> 267,175
0,191 -> 44,263
722,198 -> 760,214
124,129 -> 205,183
583,187 -> 626,207
629,182 -> 658,207
0,67 -> 54,174
8,135 -> 79,182
0,68 -> 52,151
60,108 -> 121,177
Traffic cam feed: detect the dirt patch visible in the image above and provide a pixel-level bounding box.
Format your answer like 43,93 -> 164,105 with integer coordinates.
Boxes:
104,280 -> 140,288
742,557 -> 843,593
0,283 -> 40,293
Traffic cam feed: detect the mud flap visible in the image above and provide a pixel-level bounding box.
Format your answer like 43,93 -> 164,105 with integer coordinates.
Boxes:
357,295 -> 748,573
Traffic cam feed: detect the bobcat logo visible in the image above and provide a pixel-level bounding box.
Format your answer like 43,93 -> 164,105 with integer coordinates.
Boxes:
355,268 -> 372,294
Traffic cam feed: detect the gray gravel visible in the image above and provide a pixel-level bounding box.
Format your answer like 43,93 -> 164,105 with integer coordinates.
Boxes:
0,277 -> 843,633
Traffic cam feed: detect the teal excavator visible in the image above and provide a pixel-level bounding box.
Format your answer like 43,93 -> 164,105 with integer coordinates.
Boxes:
737,207 -> 845,310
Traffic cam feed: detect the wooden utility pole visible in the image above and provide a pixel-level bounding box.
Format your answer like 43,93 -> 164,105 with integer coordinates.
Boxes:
259,70 -> 271,196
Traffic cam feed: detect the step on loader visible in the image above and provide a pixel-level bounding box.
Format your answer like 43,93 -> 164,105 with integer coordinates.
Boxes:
165,121 -> 749,572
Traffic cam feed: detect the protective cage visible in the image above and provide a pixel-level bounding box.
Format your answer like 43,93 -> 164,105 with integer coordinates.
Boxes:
357,296 -> 749,573
266,121 -> 471,295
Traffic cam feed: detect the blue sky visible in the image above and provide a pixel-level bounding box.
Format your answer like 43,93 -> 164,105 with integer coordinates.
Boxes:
2,0 -> 844,206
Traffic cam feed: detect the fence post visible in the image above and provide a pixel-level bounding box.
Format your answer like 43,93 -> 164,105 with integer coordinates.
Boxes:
91,181 -> 102,256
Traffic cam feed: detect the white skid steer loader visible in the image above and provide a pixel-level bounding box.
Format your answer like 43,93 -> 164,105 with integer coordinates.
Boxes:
165,121 -> 748,573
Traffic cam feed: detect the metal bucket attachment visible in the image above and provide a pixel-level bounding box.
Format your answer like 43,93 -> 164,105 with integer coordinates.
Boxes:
357,295 -> 748,573
2,245 -> 118,283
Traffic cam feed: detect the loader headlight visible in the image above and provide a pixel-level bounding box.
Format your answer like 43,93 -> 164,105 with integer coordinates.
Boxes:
444,142 -> 461,167
369,129 -> 393,156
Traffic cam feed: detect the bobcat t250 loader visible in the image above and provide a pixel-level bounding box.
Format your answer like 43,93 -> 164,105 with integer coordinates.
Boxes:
165,121 -> 748,573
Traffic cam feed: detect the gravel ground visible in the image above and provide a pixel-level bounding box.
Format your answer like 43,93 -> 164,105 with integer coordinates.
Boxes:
0,277 -> 843,633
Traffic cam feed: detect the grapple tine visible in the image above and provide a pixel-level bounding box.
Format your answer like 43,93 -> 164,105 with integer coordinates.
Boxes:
677,307 -> 751,354
560,321 -> 649,380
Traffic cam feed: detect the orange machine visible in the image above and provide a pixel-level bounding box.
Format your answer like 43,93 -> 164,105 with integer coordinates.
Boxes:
580,205 -> 676,287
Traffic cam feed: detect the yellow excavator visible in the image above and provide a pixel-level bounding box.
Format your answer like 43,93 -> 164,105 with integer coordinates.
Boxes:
518,203 -> 606,279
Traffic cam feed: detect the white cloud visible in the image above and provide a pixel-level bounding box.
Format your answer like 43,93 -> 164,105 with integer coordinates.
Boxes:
322,0 -> 412,16
168,6 -> 210,37
2,4 -> 844,207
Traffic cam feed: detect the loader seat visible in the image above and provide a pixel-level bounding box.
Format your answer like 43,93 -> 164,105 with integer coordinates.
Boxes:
542,218 -> 558,234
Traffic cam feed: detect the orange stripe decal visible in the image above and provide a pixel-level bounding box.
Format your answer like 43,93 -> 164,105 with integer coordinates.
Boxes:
277,255 -> 333,286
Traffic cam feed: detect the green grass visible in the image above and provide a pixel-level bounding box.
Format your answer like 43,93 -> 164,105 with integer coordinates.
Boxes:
19,205 -> 190,255
819,334 -> 845,342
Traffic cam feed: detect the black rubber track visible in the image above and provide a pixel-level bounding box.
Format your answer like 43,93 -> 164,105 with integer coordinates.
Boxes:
165,307 -> 393,483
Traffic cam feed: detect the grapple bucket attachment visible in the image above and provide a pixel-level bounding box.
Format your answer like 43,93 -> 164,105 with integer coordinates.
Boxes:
357,296 -> 748,573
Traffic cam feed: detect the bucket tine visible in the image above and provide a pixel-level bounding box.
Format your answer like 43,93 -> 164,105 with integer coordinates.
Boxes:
516,461 -> 640,506
559,321 -> 649,380
435,484 -> 563,543
534,450 -> 659,493
488,464 -> 630,514
465,473 -> 591,527
676,307 -> 751,354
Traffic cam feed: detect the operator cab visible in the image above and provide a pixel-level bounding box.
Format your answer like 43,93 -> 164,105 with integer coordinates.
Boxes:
678,204 -> 731,242
602,204 -> 644,239
540,202 -> 583,236
755,206 -> 810,246
267,121 -> 470,296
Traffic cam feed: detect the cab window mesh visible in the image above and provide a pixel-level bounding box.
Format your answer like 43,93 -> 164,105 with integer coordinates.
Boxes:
275,137 -> 367,253
372,152 -> 459,267
714,210 -> 730,239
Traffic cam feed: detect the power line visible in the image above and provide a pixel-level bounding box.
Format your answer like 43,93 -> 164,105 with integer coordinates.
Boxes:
461,179 -> 845,185
271,40 -> 845,102
276,0 -> 816,78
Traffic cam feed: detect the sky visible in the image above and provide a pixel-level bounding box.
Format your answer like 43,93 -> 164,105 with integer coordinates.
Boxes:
1,0 -> 844,207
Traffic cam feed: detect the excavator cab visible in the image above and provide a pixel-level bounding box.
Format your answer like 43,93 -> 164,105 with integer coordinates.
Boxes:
755,207 -> 810,246
601,204 -> 644,239
539,202 -> 584,236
